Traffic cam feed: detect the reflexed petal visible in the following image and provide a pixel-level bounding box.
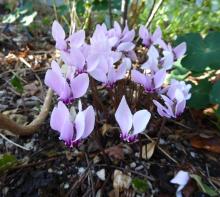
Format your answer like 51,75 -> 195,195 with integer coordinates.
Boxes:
113,21 -> 122,36
61,51 -> 72,67
162,51 -> 174,70
151,27 -> 162,43
74,111 -> 85,141
174,89 -> 185,102
59,118 -> 74,143
122,57 -> 131,70
114,62 -> 127,81
71,73 -> 89,98
90,67 -> 107,83
70,47 -> 85,70
131,70 -> 146,86
86,54 -> 100,72
154,69 -> 166,89
121,30 -> 135,42
81,106 -> 95,139
133,110 -> 151,135
44,61 -> 71,100
139,25 -> 149,40
50,101 -> 69,132
115,96 -> 133,133
153,100 -> 171,118
69,30 -> 85,48
52,20 -> 65,40
175,100 -> 186,117
173,42 -> 186,59
148,45 -> 159,59
117,42 -> 135,52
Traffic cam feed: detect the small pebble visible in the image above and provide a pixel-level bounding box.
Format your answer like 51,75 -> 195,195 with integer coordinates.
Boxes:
135,165 -> 144,171
78,167 -> 85,175
64,183 -> 69,189
48,168 -> 53,173
130,162 -> 136,168
96,169 -> 105,181
190,152 -> 196,158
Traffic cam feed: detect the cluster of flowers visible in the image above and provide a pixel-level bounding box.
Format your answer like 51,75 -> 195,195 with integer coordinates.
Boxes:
44,20 -> 191,147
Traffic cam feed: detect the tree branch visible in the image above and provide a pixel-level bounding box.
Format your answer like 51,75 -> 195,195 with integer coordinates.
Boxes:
0,88 -> 53,136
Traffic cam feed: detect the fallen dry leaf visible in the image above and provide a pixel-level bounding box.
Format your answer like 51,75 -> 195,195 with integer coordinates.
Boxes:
24,81 -> 40,96
191,136 -> 220,153
142,141 -> 156,159
104,144 -> 124,160
113,170 -> 131,192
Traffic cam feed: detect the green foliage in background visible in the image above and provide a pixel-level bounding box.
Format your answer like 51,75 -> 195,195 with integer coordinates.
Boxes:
2,2 -> 37,26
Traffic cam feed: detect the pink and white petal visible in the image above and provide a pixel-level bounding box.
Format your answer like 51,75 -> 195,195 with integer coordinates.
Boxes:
162,51 -> 174,70
114,62 -> 127,81
121,57 -> 131,70
90,67 -> 107,83
175,100 -> 186,117
74,111 -> 85,141
154,69 -> 166,89
52,20 -> 65,41
121,30 -> 135,42
147,45 -> 159,59
133,110 -> 151,135
131,70 -> 146,86
151,26 -> 162,43
50,101 -> 70,132
173,42 -> 186,59
61,51 -> 72,67
86,54 -> 100,72
81,106 -> 95,139
117,42 -> 135,52
70,47 -> 85,70
139,25 -> 149,40
71,73 -> 89,99
113,21 -> 122,36
115,96 -> 133,133
153,100 -> 171,118
59,118 -> 74,144
69,30 -> 85,48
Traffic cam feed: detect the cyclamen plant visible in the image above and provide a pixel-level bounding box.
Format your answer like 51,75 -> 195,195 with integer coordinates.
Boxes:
45,20 -> 191,147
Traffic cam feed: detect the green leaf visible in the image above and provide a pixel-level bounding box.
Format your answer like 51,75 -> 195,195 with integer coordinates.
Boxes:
10,75 -> 24,94
2,13 -> 19,23
210,80 -> 220,104
0,153 -> 17,172
188,79 -> 212,109
168,60 -> 189,81
191,174 -> 218,196
20,11 -> 37,26
131,178 -> 149,193
176,32 -> 220,72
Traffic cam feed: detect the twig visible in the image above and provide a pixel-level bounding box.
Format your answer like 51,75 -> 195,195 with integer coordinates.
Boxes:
145,0 -> 164,28
121,0 -> 129,27
0,133 -> 31,151
156,117 -> 166,145
143,133 -> 179,164
19,57 -> 32,68
85,153 -> 95,197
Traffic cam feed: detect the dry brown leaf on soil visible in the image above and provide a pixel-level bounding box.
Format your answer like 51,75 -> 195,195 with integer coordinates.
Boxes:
104,144 -> 125,160
191,135 -> 220,153
24,81 -> 41,96
142,141 -> 156,160
113,170 -> 132,192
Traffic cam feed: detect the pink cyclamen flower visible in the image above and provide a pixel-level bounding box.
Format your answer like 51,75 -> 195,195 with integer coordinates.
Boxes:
153,88 -> 186,118
131,69 -> 166,93
44,60 -> 89,103
139,25 -> 163,47
115,96 -> 151,142
90,58 -> 128,88
161,42 -> 187,61
50,101 -> 95,147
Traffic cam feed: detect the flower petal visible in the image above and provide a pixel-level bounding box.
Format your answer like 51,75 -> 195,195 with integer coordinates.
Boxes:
131,70 -> 146,86
153,69 -> 166,89
81,106 -> 95,139
133,110 -> 151,135
70,73 -> 89,99
115,96 -> 133,133
74,111 -> 85,142
173,42 -> 186,59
